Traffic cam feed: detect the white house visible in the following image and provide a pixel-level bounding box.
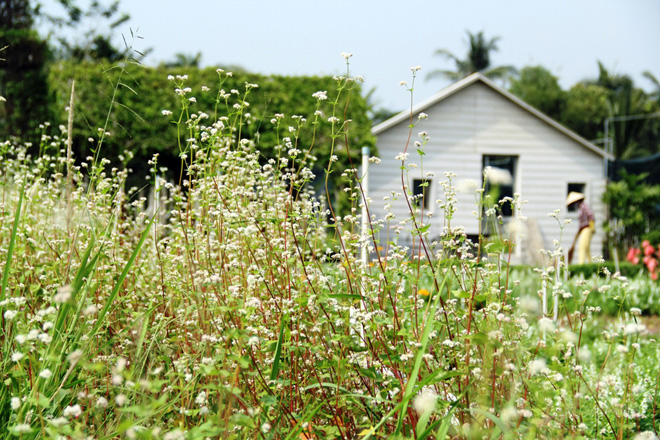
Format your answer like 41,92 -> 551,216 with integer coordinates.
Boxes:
367,73 -> 614,264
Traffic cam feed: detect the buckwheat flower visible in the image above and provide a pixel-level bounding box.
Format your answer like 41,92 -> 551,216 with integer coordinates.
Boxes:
634,432 -> 659,440
11,352 -> 23,362
410,65 -> 422,72
162,110 -> 172,116
3,309 -> 17,321
413,389 -> 437,415
96,396 -> 108,408
201,85 -> 210,92
115,394 -> 127,406
0,96 -> 6,102
83,304 -> 98,316
167,75 -> 174,81
261,423 -> 272,433
312,91 -> 328,101
39,369 -> 52,379
528,358 -> 546,375
49,417 -> 68,427
67,349 -> 82,363
116,357 -> 127,372
399,81 -> 407,87
328,116 -> 340,124
10,397 -> 20,410
394,152 -> 409,161
538,317 -> 555,333
417,112 -> 428,120
195,391 -> 207,406
11,424 -> 31,434
63,404 -> 82,418
630,307 -> 642,316
624,323 -> 645,335
53,285 -> 72,304
341,52 -> 353,60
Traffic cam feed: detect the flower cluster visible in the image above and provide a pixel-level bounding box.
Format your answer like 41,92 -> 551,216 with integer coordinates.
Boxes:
627,240 -> 659,280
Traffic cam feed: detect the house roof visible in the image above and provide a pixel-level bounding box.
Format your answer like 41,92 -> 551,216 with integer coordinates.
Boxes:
372,72 -> 614,161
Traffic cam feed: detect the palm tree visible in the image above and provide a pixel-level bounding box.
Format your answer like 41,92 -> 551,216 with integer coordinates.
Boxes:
165,52 -> 202,68
427,31 -> 517,82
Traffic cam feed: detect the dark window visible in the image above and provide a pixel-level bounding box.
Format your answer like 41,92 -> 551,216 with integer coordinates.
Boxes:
482,155 -> 517,217
412,179 -> 430,210
567,183 -> 586,212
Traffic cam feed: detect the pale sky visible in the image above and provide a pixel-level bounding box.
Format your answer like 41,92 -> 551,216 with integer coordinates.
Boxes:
39,0 -> 660,112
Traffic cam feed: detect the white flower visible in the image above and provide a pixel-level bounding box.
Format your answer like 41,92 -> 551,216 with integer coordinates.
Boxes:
412,389 -> 437,415
53,286 -> 72,304
624,323 -> 646,335
484,166 -> 512,185
96,396 -> 108,408
115,394 -> 127,406
39,369 -> 52,379
538,317 -> 555,333
195,391 -> 207,406
162,110 -> 173,116
10,397 -> 20,410
11,424 -> 31,434
528,358 -> 547,375
63,404 -> 82,418
11,352 -> 24,362
164,429 -> 186,440
312,91 -> 327,101
341,52 -> 353,60
633,432 -> 659,440
48,417 -> 68,427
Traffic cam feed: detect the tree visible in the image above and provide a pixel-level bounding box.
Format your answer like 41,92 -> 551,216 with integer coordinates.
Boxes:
0,0 -> 51,139
39,0 -> 132,61
165,52 -> 202,68
426,30 -> 517,82
509,65 -> 565,121
562,83 -> 610,142
586,62 -> 656,159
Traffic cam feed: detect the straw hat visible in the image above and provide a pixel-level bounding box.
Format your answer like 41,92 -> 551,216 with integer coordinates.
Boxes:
566,191 -> 585,207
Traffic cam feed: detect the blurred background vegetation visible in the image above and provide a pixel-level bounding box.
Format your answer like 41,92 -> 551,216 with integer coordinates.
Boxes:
1,1 -> 659,257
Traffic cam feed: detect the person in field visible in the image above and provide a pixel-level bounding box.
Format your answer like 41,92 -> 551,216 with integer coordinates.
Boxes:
567,192 -> 595,264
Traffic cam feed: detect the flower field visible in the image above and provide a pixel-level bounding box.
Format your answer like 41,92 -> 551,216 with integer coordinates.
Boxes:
1,63 -> 659,440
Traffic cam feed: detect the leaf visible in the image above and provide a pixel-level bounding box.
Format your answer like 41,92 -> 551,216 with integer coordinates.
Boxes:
270,316 -> 287,381
359,426 -> 376,437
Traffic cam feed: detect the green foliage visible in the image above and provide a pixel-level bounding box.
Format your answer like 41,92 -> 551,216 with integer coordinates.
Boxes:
567,261 -> 641,279
603,170 -> 660,250
0,1 -> 52,140
561,83 -> 610,141
47,60 -> 375,190
509,65 -> 565,121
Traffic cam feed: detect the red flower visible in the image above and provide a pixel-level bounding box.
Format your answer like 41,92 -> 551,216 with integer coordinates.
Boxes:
626,247 -> 641,265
